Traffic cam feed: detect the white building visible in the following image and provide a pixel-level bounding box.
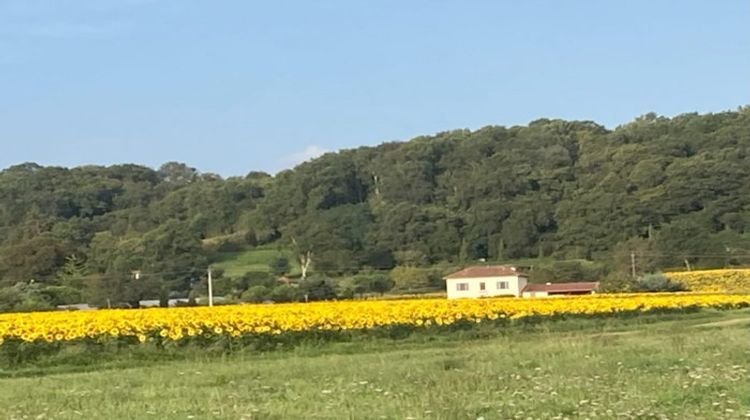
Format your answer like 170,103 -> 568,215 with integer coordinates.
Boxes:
444,265 -> 528,299
444,266 -> 599,299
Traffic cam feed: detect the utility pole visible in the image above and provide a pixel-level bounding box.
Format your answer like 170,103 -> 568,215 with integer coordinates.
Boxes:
630,251 -> 636,279
207,267 -> 213,307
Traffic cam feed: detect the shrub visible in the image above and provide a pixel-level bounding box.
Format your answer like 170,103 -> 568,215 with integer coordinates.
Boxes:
632,273 -> 686,292
39,285 -> 82,306
0,283 -> 55,312
268,285 -> 297,303
298,276 -> 337,301
232,271 -> 276,297
352,273 -> 395,296
0,287 -> 23,312
598,272 -> 635,293
242,285 -> 271,303
11,297 -> 54,313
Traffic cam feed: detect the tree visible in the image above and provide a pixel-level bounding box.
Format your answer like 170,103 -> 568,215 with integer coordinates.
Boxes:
609,238 -> 659,278
158,162 -> 198,185
85,221 -> 206,307
56,254 -> 88,289
285,204 -> 374,276
140,220 -> 207,306
269,256 -> 291,277
389,266 -> 431,291
0,236 -> 74,286
292,239 -> 313,280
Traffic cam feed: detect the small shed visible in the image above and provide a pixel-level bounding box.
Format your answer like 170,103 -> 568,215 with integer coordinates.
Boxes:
521,282 -> 600,298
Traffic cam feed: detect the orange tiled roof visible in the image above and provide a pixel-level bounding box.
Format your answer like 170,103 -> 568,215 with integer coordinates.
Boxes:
444,265 -> 526,279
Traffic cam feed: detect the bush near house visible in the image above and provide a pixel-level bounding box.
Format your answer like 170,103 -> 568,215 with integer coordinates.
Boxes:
632,273 -> 686,292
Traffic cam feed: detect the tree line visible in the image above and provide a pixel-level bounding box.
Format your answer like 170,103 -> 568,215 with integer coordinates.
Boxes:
1,108 -> 749,310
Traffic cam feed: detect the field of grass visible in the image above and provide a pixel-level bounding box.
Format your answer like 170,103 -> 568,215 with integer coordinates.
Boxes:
1,309 -> 749,419
211,247 -> 302,278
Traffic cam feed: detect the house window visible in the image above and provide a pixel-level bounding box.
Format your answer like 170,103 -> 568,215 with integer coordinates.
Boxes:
479,282 -> 486,291
497,281 -> 509,290
456,283 -> 469,291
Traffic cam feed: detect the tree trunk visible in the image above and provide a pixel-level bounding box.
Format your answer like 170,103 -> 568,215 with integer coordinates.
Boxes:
291,237 -> 312,280
299,250 -> 312,280
372,174 -> 381,199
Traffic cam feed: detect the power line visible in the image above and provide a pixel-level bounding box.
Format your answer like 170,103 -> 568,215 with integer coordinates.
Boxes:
634,253 -> 750,258
6,250 -> 750,284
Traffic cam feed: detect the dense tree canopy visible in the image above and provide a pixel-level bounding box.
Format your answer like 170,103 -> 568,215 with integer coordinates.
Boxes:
1,109 -> 749,307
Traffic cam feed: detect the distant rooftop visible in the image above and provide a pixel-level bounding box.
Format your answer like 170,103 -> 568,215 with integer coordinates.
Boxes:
523,282 -> 600,293
444,265 -> 527,279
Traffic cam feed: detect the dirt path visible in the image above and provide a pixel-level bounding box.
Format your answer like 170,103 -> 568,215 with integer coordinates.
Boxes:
589,313 -> 750,338
691,316 -> 750,328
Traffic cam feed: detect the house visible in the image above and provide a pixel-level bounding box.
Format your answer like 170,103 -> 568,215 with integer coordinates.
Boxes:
444,265 -> 528,299
138,297 -> 227,308
521,282 -> 599,298
138,299 -> 189,308
444,265 -> 600,299
56,303 -> 95,311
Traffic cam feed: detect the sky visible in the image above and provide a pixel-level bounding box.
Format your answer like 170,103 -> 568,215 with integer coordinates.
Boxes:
1,1 -> 749,176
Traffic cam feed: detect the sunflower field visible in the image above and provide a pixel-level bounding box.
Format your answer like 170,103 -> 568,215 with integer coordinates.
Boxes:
1,293 -> 749,351
665,269 -> 750,293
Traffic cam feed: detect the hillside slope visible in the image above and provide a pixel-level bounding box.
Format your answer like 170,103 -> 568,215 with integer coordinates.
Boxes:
1,109 -> 749,305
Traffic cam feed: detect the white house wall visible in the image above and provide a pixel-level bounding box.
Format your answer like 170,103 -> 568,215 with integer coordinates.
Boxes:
445,275 -> 527,299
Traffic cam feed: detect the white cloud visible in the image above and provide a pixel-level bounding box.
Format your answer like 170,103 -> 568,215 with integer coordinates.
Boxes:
282,145 -> 328,168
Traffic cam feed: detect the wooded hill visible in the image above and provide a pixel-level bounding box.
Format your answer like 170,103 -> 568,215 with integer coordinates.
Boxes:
1,108 -> 749,308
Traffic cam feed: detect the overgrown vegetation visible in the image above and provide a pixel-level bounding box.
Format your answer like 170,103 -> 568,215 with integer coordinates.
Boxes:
1,109 -> 750,309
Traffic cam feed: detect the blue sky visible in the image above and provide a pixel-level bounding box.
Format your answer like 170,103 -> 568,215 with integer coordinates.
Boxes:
1,1 -> 748,176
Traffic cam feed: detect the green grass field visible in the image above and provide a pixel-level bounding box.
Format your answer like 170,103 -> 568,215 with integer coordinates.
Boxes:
2,309 -> 749,419
211,247 -> 302,278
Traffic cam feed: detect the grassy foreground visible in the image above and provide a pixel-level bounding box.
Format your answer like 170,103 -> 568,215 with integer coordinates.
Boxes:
2,310 -> 749,419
